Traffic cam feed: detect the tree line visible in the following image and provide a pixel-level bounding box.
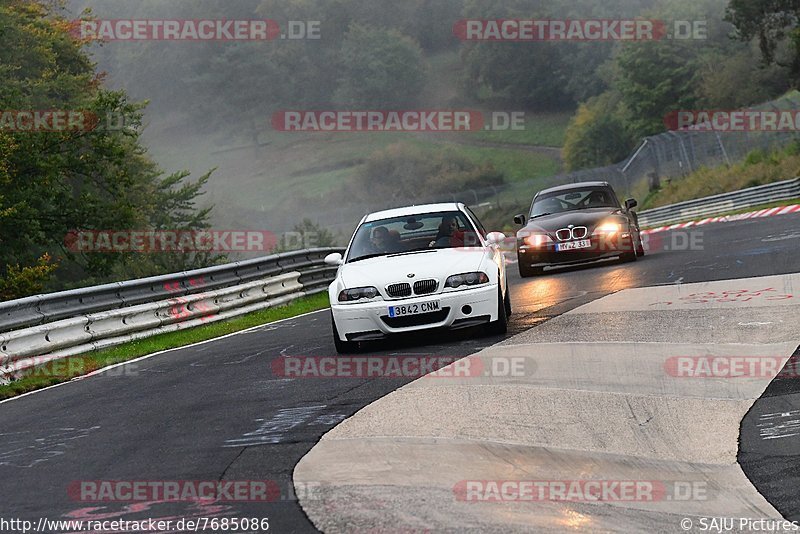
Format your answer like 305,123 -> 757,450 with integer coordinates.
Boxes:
1,0 -> 216,299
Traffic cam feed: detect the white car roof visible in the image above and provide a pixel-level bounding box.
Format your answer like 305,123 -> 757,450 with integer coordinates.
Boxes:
363,203 -> 463,223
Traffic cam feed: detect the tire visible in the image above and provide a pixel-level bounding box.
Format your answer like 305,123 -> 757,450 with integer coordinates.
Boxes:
486,285 -> 508,335
504,282 -> 512,318
635,231 -> 645,257
620,228 -> 639,263
331,313 -> 358,354
518,261 -> 542,278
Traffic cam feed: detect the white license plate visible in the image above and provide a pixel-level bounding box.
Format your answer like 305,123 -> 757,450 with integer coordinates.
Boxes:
556,239 -> 591,251
388,301 -> 441,318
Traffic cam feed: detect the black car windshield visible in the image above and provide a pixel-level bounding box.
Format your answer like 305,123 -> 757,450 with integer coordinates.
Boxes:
346,211 -> 481,263
530,187 -> 620,217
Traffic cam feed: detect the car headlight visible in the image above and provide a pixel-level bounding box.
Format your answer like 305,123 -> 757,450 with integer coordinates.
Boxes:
338,286 -> 379,302
593,222 -> 623,235
445,272 -> 490,289
522,234 -> 553,247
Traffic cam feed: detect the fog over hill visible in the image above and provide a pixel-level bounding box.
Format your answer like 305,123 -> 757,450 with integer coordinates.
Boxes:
62,0 -> 782,241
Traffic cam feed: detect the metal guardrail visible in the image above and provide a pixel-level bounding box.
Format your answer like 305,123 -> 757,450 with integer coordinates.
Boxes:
0,248 -> 343,381
0,248 -> 342,333
637,178 -> 800,228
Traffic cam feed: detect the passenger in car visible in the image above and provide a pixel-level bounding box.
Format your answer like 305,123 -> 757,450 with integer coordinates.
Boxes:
433,215 -> 466,247
386,229 -> 402,252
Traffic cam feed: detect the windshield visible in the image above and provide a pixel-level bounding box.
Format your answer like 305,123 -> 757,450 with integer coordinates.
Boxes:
530,187 -> 621,218
346,211 -> 481,262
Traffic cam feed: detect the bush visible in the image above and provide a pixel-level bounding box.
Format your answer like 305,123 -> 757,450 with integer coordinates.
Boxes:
0,254 -> 59,301
271,219 -> 339,253
341,142 -> 504,203
562,93 -> 636,171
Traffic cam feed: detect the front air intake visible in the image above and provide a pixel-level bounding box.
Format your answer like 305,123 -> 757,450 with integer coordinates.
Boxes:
386,283 -> 412,298
413,279 -> 438,295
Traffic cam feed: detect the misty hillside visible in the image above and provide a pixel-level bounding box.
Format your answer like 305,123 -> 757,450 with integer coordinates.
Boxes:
61,0 -> 785,238
2,0 -> 793,295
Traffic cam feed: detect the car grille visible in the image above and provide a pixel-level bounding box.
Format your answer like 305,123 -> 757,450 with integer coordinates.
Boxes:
382,308 -> 450,328
556,226 -> 588,241
386,283 -> 412,298
413,279 -> 438,295
573,226 -> 588,239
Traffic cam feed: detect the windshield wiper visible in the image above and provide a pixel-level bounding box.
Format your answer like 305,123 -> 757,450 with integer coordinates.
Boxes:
529,212 -> 553,219
389,248 -> 438,256
348,253 -> 387,263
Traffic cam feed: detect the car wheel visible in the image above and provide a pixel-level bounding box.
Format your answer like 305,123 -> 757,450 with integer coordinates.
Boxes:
518,261 -> 542,278
486,285 -> 508,335
635,232 -> 645,257
331,313 -> 358,354
504,282 -> 512,318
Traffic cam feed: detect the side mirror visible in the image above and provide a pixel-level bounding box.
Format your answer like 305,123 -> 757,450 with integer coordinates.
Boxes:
625,198 -> 638,210
513,214 -> 526,225
324,252 -> 343,266
485,231 -> 506,245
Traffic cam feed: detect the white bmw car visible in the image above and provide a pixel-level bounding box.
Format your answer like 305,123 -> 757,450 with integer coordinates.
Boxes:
324,203 -> 510,353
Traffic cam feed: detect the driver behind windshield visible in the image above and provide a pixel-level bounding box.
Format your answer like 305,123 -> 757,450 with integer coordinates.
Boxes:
536,197 -> 563,215
371,226 -> 390,252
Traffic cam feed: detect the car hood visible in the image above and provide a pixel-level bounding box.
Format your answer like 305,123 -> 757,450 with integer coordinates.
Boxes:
340,248 -> 486,289
518,207 -> 624,236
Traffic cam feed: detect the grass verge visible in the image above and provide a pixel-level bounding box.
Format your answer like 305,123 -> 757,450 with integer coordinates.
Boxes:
0,292 -> 330,401
641,142 -> 800,210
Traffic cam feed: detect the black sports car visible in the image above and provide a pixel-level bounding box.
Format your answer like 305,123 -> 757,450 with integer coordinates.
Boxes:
513,181 -> 645,277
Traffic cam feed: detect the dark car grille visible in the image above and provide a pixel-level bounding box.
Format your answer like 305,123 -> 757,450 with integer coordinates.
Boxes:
382,308 -> 450,328
556,226 -> 588,241
413,279 -> 438,295
386,283 -> 412,298
572,226 -> 588,239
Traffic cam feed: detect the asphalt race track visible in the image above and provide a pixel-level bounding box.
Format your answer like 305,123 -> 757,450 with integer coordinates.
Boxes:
739,346 -> 800,522
1,212 -> 798,533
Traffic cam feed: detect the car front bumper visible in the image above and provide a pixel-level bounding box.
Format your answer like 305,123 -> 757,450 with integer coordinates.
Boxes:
331,284 -> 499,341
518,234 -> 634,269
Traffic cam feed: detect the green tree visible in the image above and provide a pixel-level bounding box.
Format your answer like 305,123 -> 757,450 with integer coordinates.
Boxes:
334,24 -> 426,108
726,0 -> 800,84
0,0 -> 217,297
613,41 -> 701,138
562,93 -> 635,171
